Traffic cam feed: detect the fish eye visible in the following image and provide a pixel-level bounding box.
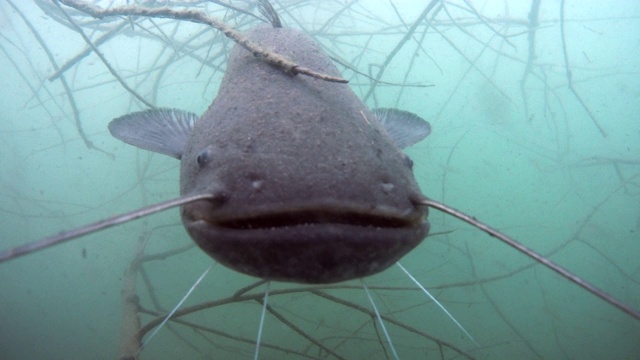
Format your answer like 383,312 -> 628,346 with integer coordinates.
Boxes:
402,154 -> 414,169
196,148 -> 212,167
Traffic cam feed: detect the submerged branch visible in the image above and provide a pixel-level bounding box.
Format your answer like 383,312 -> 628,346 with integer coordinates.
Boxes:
48,18 -> 129,81
6,0 -> 99,152
559,0 -> 607,137
57,0 -> 348,83
520,0 -> 541,122
363,0 -> 439,101
53,1 -> 156,108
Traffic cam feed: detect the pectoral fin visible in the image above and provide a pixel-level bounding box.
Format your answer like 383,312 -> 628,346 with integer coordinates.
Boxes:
372,108 -> 431,149
109,108 -> 198,159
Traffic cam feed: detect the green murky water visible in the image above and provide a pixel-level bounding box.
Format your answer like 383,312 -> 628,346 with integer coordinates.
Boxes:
1,1 -> 638,359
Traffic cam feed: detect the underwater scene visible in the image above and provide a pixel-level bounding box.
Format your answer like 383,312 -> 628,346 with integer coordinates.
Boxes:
0,0 -> 639,359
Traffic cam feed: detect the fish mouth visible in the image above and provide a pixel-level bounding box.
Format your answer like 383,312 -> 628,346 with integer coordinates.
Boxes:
182,200 -> 429,284
199,207 -> 417,230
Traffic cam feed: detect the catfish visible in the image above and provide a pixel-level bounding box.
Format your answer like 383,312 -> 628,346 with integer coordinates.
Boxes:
0,0 -> 637,339
108,24 -> 432,284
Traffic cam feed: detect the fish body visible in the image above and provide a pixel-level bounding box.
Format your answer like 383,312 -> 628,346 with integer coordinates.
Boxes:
110,25 -> 432,284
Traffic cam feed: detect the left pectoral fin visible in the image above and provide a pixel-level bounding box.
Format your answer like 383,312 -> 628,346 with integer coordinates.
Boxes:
372,108 -> 431,149
108,108 -> 198,159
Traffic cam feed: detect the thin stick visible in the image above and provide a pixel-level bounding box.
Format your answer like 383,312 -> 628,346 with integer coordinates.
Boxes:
6,0 -> 96,151
330,55 -> 432,88
133,284 -> 474,358
137,306 -> 322,359
559,0 -> 607,137
118,221 -> 150,358
519,0 -> 541,122
48,19 -> 129,81
312,289 -> 474,359
53,1 -> 155,108
262,302 -> 347,360
363,0 -> 439,101
464,241 -> 542,358
0,38 -> 65,144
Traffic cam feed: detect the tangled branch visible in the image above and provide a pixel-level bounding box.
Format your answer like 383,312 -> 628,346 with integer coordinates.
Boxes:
57,0 -> 348,83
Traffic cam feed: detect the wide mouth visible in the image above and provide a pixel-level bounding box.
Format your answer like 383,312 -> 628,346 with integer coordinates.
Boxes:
183,200 -> 424,231
182,199 -> 429,283
214,209 -> 416,230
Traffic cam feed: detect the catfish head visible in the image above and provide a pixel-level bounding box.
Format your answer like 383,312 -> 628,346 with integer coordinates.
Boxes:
108,25 -> 432,284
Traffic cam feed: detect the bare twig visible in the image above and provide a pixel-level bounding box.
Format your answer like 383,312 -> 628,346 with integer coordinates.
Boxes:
363,0 -> 439,101
6,0 -> 99,152
331,55 -> 433,88
118,231 -> 148,358
53,1 -> 156,108
57,0 -> 348,83
311,290 -> 475,359
259,300 -> 347,360
48,19 -> 129,81
520,0 -> 541,122
464,241 -> 543,358
137,305 -> 324,359
559,0 -> 607,137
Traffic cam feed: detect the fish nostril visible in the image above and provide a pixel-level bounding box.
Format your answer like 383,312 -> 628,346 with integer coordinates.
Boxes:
379,174 -> 395,194
381,182 -> 394,193
252,180 -> 264,190
246,172 -> 265,192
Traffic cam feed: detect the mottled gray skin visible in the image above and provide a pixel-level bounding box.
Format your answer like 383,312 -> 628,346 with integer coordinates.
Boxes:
180,25 -> 429,283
